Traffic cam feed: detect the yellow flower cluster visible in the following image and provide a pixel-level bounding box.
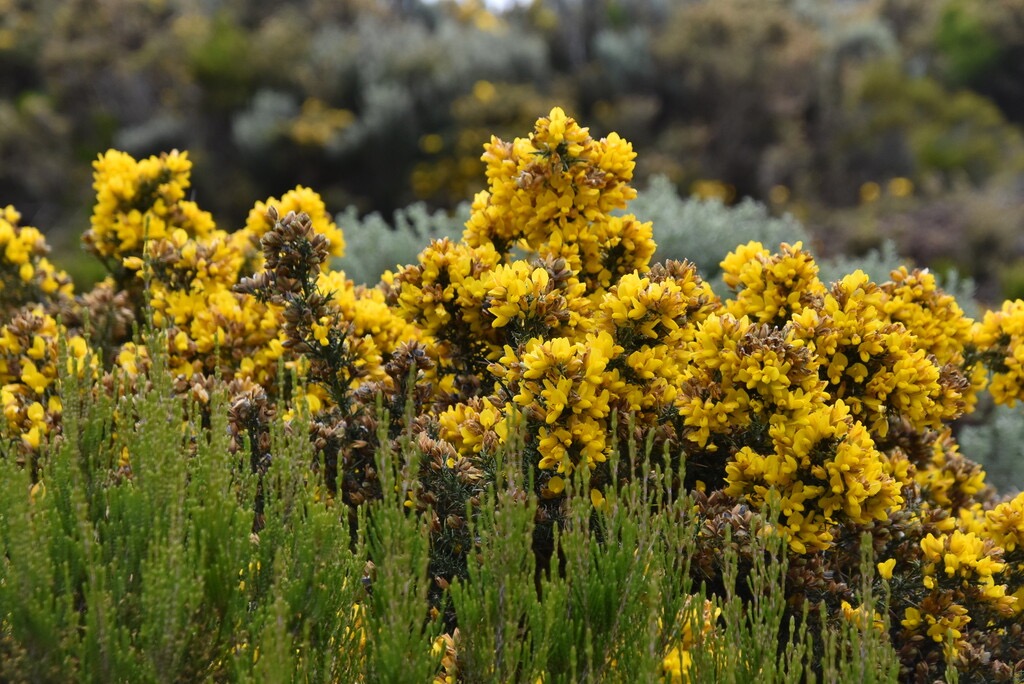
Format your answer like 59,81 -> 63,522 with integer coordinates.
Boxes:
598,263 -> 716,350
84,149 -> 215,262
84,150 -> 399,409
973,492 -> 1024,615
496,333 -> 620,482
882,267 -> 973,366
437,396 -> 507,457
463,107 -> 654,291
120,221 -> 284,385
318,270 -> 422,360
840,599 -> 886,634
901,529 -> 1016,658
913,429 -> 987,513
919,530 -> 1007,595
394,111 -> 704,482
0,306 -> 92,456
596,263 -> 718,415
676,313 -> 824,451
973,298 -> 1024,406
982,492 -> 1024,557
793,269 -> 968,438
389,238 -> 502,378
0,205 -> 74,314
141,229 -> 278,381
720,241 -> 824,325
900,603 -> 970,653
484,259 -> 590,345
725,400 -> 903,553
719,244 -> 977,441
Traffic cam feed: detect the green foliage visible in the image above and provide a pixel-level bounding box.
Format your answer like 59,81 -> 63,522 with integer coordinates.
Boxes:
936,0 -> 1002,84
998,259 -> 1024,302
0,335 -> 363,682
834,61 -> 1024,188
188,15 -> 256,111
958,402 -> 1024,496
0,326 -> 909,682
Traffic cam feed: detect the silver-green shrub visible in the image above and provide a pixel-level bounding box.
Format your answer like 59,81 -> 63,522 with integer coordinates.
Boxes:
631,175 -> 810,292
334,202 -> 469,285
958,403 -> 1024,496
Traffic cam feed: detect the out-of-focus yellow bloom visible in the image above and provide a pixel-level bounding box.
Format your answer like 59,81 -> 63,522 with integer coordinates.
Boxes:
888,177 -> 914,198
769,184 -> 790,204
841,599 -> 886,633
0,307 -> 96,454
0,205 -> 74,310
85,149 -> 214,261
660,598 -> 719,684
29,480 -> 45,504
859,181 -> 881,204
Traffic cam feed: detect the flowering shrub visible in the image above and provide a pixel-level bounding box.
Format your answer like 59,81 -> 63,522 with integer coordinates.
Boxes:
2,107 -> 1024,682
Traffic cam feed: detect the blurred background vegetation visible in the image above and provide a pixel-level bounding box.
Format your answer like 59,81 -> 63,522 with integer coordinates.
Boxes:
2,0 -> 1024,302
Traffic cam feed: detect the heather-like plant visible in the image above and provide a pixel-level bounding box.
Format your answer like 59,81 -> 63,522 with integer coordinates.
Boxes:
0,337 -> 906,682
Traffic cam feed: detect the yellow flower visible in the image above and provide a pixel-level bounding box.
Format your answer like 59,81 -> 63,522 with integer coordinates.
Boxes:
841,599 -> 885,633
901,607 -> 922,630
85,149 -> 212,261
20,360 -> 49,395
975,299 -> 1024,406
877,558 -> 896,580
22,425 -> 41,449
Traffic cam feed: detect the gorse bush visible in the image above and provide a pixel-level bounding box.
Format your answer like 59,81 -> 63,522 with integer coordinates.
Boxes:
2,108 -> 1024,682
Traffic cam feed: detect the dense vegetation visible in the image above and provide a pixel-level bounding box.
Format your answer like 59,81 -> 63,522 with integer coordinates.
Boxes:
3,0 -> 1024,299
1,108 -> 1023,681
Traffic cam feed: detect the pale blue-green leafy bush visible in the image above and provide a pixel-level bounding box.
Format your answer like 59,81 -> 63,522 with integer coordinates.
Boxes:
958,403 -> 1024,496
631,176 -> 810,283
632,174 -> 980,306
334,202 -> 469,285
